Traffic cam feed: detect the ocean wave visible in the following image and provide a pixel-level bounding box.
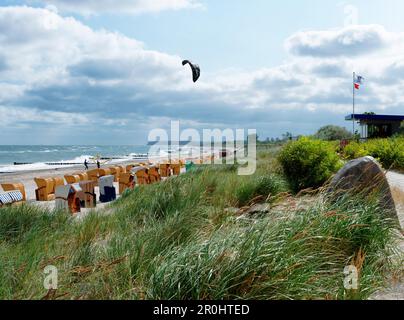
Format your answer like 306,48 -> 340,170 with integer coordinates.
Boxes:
0,149 -> 60,154
0,154 -> 94,173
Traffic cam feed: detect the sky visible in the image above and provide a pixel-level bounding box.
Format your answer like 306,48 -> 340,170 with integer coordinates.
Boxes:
0,0 -> 404,144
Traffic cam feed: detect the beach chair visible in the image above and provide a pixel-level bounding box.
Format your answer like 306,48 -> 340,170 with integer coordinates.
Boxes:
55,185 -> 81,214
108,167 -> 120,182
148,165 -> 161,183
77,173 -> 89,181
1,183 -> 26,201
0,190 -> 23,207
55,185 -> 71,212
52,177 -> 65,193
117,165 -> 126,173
65,175 -> 80,184
87,169 -> 100,185
0,192 -> 13,207
171,163 -> 181,176
79,180 -> 97,208
119,173 -> 135,194
115,166 -> 124,181
99,175 -> 116,203
7,190 -> 24,205
34,178 -> 55,201
126,164 -> 136,173
68,183 -> 84,214
159,164 -> 171,178
131,167 -> 149,185
108,166 -> 117,175
99,168 -> 112,178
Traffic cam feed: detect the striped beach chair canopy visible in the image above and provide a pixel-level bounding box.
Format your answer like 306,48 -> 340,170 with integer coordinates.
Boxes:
0,192 -> 13,205
7,190 -> 24,202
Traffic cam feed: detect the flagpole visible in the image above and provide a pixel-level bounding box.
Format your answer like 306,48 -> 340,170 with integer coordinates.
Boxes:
352,72 -> 355,137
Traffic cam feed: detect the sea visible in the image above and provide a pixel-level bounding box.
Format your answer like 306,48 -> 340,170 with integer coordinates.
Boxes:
0,145 -> 149,173
0,144 -> 218,173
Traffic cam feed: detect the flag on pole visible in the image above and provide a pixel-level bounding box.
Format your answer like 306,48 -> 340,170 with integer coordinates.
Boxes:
354,74 -> 364,90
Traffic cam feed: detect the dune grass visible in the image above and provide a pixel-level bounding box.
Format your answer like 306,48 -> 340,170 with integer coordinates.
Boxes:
0,153 -> 398,300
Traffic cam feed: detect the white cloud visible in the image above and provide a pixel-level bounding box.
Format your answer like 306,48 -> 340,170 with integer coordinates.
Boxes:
34,0 -> 202,15
1,6 -> 404,143
285,25 -> 393,57
0,105 -> 90,127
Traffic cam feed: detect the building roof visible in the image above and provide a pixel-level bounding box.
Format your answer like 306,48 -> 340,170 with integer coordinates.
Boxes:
345,114 -> 404,122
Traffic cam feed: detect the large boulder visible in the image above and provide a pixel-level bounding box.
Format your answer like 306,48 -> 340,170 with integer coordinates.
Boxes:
328,156 -> 397,220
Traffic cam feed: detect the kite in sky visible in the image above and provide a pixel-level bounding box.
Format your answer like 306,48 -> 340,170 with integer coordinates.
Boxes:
182,60 -> 200,83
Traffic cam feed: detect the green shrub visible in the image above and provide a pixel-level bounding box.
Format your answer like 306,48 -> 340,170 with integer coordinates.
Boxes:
341,141 -> 368,160
278,137 -> 342,192
341,138 -> 404,170
366,139 -> 396,169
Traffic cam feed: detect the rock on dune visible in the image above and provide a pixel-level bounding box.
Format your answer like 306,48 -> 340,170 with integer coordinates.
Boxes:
328,156 -> 398,221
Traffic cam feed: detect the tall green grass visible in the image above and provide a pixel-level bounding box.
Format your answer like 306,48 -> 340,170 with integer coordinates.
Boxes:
0,155 -> 397,300
145,195 -> 395,300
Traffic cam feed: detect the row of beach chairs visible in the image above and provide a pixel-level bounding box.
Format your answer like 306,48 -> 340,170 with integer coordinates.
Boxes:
0,162 -> 184,213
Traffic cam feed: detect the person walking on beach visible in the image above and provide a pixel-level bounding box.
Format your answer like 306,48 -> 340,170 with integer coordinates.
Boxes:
84,159 -> 89,170
97,160 -> 101,169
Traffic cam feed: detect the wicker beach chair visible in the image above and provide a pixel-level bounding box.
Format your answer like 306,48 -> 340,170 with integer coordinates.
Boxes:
148,165 -> 161,183
170,163 -> 181,176
0,192 -> 13,207
8,190 -> 24,204
131,166 -> 150,185
126,164 -> 136,173
55,185 -> 81,214
159,163 -> 171,178
52,177 -> 65,193
117,165 -> 126,173
34,178 -> 55,201
0,190 -> 23,207
119,173 -> 135,194
65,175 -> 80,184
87,169 -> 100,185
116,166 -> 124,182
108,167 -> 120,182
55,185 -> 71,212
99,175 -> 116,203
1,183 -> 26,201
99,168 -> 112,177
77,173 -> 89,181
79,180 -> 96,208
